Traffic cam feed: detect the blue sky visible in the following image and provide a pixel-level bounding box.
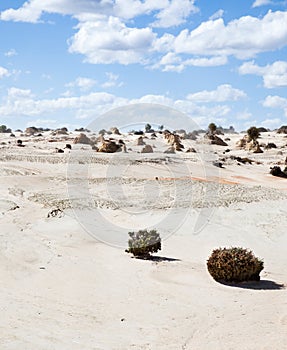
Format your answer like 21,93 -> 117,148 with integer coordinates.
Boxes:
0,0 -> 287,131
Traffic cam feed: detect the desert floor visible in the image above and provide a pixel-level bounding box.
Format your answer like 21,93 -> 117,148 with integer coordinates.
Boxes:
1,130 -> 287,350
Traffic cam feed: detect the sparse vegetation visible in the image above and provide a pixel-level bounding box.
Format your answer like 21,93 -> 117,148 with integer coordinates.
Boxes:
208,123 -> 217,135
75,127 -> 90,132
247,126 -> 260,141
126,229 -> 161,258
0,125 -> 12,133
145,123 -> 152,133
207,247 -> 264,283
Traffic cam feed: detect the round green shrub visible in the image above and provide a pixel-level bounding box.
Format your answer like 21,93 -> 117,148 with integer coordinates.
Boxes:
126,229 -> 161,258
207,247 -> 264,283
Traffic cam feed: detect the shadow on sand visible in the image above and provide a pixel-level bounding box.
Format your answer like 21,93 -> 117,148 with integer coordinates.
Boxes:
132,255 -> 181,262
220,279 -> 285,290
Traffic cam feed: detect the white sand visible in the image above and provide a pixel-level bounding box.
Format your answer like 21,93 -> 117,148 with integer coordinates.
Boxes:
1,130 -> 287,349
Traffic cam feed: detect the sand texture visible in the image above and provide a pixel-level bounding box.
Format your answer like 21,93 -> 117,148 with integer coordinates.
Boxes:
1,129 -> 287,350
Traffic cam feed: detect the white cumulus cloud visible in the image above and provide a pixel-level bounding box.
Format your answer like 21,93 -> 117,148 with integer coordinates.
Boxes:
154,54 -> 228,72
8,87 -> 33,98
186,84 -> 246,103
155,10 -> 287,59
0,66 -> 9,79
0,0 -> 197,27
263,95 -> 287,108
0,1 -> 42,23
152,0 -> 198,28
252,0 -> 273,8
2,2 -> 287,69
0,89 -> 122,117
0,86 -> 242,129
66,77 -> 97,91
239,60 -> 287,88
261,118 -> 282,128
183,56 -> 228,67
209,9 -> 224,21
68,15 -> 156,64
263,95 -> 287,116
0,0 -> 113,23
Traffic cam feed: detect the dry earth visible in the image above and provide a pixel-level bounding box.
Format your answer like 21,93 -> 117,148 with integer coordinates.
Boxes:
1,129 -> 287,349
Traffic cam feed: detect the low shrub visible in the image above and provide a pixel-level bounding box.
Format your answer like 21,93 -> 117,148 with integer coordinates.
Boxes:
207,247 -> 264,283
126,229 -> 161,258
247,126 -> 260,141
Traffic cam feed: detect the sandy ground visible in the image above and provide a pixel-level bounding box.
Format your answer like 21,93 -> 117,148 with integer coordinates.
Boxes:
1,129 -> 287,350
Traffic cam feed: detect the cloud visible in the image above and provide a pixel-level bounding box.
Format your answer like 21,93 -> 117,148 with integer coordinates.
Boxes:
113,0 -> 163,19
209,9 -> 224,21
0,66 -> 9,79
252,0 -> 273,8
0,86 -> 240,129
4,49 -> 18,57
235,110 -> 252,120
242,119 -> 258,129
0,1 -> 42,23
152,0 -> 198,28
0,89 -> 122,117
263,95 -> 287,108
68,15 -> 156,64
0,0 -> 197,26
263,95 -> 287,116
66,77 -> 97,91
183,56 -> 228,67
261,118 -> 282,128
101,72 -> 123,88
186,84 -> 246,102
26,118 -> 58,126
155,10 -> 287,59
0,0 -> 114,23
239,60 -> 287,88
2,2 -> 287,69
154,53 -> 228,72
7,87 -> 33,98
41,73 -> 52,80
